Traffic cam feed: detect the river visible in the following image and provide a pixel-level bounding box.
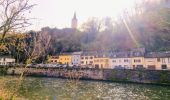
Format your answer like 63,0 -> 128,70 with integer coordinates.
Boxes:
0,76 -> 170,100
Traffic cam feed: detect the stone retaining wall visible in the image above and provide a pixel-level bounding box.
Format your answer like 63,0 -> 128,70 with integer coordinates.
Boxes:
5,67 -> 170,85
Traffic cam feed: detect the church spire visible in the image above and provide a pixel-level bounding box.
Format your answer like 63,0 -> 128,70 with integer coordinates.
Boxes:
71,12 -> 78,29
73,12 -> 77,19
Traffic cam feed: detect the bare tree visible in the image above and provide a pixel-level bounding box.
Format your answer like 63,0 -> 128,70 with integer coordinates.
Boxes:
81,18 -> 103,33
24,32 -> 51,64
10,31 -> 52,98
0,0 -> 35,38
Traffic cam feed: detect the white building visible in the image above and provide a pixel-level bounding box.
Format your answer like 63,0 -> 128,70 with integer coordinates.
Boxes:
145,52 -> 170,70
109,52 -> 132,69
80,52 -> 95,68
0,57 -> 15,65
71,52 -> 82,66
110,58 -> 132,69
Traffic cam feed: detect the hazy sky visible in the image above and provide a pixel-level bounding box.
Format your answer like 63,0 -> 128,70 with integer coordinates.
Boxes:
29,0 -> 137,30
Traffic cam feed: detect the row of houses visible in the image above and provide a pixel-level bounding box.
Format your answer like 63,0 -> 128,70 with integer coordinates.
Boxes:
50,48 -> 170,70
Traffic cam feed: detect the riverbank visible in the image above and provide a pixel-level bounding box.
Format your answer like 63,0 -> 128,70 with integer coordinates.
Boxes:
1,67 -> 170,85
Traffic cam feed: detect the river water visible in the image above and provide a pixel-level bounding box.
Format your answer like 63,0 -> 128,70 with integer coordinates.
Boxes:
0,76 -> 170,100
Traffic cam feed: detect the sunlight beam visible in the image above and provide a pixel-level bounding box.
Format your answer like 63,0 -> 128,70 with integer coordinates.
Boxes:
123,19 -> 139,47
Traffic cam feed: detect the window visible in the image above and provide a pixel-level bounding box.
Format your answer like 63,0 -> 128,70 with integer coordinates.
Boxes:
95,64 -> 99,69
81,61 -> 84,64
90,61 -> 93,64
81,57 -> 84,59
134,59 -> 141,63
162,65 -> 167,70
124,59 -> 128,62
101,64 -> 103,68
55,57 -> 58,59
112,60 -> 116,63
55,60 -> 57,62
90,57 -> 93,59
168,58 -> 170,63
157,58 -> 160,62
162,58 -> 166,63
85,57 -> 88,59
147,59 -> 153,62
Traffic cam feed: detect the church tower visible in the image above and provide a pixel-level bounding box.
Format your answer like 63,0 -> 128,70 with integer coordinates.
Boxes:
71,12 -> 78,29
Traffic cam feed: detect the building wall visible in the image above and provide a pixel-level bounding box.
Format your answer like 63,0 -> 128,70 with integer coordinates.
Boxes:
71,53 -> 81,66
49,51 -> 170,71
156,58 -> 170,70
94,57 -> 110,69
8,67 -> 170,85
110,58 -> 132,69
144,58 -> 157,70
59,55 -> 72,65
80,55 -> 94,68
72,55 -> 81,65
50,56 -> 59,64
0,58 -> 15,65
131,57 -> 145,69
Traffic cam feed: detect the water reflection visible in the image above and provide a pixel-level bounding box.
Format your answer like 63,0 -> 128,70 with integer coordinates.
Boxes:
0,76 -> 170,100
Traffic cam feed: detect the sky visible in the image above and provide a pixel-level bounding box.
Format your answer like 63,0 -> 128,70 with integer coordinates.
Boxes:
28,0 -> 137,30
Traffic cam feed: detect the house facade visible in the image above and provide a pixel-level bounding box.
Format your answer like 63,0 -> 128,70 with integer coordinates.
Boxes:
59,53 -> 72,65
80,52 -> 95,68
145,52 -> 170,70
0,57 -> 15,65
109,52 -> 132,69
131,57 -> 145,69
49,56 -> 59,64
130,48 -> 146,69
71,52 -> 82,66
93,53 -> 110,69
144,57 -> 157,70
49,48 -> 170,70
110,57 -> 132,69
158,58 -> 170,70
